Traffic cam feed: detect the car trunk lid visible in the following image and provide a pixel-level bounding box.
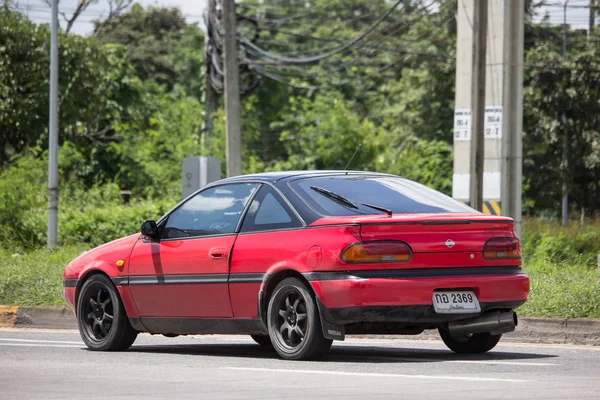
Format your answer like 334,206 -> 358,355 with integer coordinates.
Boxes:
357,214 -> 515,253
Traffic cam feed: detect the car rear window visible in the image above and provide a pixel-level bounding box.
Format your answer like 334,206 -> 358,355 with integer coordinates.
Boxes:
289,175 -> 476,216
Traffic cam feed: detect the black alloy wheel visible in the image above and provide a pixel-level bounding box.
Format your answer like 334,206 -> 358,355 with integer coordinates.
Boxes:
267,277 -> 332,360
77,274 -> 138,351
438,327 -> 502,354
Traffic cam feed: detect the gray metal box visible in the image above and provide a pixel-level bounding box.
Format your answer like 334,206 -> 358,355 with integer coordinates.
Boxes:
182,156 -> 221,199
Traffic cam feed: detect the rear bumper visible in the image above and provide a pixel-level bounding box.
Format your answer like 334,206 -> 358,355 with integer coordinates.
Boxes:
320,301 -> 525,327
306,267 -> 529,325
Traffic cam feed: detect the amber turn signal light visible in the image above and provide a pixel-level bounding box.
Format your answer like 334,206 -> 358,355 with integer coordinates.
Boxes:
483,238 -> 521,260
341,241 -> 412,263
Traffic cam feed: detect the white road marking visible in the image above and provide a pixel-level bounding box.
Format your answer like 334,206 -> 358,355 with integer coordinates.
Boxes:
0,343 -> 82,348
221,367 -> 533,383
0,338 -> 83,345
330,353 -> 559,366
445,360 -> 558,366
498,342 -> 600,352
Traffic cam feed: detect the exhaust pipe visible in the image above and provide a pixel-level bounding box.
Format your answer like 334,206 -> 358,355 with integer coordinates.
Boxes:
447,311 -> 517,336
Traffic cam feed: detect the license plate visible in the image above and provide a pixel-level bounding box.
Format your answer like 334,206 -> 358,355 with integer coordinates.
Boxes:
432,290 -> 481,314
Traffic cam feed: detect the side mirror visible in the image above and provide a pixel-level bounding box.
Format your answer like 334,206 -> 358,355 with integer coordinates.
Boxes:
140,220 -> 159,240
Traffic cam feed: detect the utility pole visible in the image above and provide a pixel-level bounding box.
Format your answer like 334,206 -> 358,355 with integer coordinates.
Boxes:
561,0 -> 569,226
47,0 -> 59,249
222,0 -> 242,177
469,0 -> 488,212
202,0 -> 218,152
454,0 -> 523,234
501,0 -> 524,237
590,0 -> 596,35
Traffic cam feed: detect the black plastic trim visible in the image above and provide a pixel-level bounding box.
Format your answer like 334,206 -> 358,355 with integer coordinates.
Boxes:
128,274 -> 228,285
327,301 -> 526,325
228,273 -> 266,283
128,317 -> 147,332
119,273 -> 268,286
257,289 -> 267,331
63,279 -> 78,288
316,298 -> 345,340
303,266 -> 524,281
139,317 -> 268,335
111,277 -> 129,286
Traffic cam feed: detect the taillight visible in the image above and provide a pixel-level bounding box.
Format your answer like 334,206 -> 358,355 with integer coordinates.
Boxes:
483,238 -> 521,260
341,241 -> 412,263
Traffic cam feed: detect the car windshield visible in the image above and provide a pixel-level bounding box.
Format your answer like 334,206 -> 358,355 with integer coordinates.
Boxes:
289,175 -> 476,216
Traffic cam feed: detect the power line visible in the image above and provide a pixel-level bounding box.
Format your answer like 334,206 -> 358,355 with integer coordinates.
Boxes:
239,0 -> 406,65
245,7 -> 454,90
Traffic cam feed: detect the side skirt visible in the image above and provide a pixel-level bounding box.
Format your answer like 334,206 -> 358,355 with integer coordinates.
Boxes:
134,317 -> 268,336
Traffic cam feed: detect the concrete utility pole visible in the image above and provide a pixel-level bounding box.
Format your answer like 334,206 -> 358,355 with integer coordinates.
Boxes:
453,0 -> 524,235
469,0 -> 488,212
590,0 -> 596,35
222,0 -> 242,177
47,0 -> 59,249
561,0 -> 569,226
202,0 -> 218,151
501,1 -> 524,236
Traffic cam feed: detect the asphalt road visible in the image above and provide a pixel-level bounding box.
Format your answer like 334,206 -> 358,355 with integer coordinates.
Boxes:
1,328 -> 599,399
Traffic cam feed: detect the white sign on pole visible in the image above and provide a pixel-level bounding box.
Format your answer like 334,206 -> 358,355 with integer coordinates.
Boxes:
453,109 -> 472,141
484,106 -> 503,139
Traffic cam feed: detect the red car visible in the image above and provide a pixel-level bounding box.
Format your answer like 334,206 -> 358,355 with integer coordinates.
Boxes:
63,171 -> 529,360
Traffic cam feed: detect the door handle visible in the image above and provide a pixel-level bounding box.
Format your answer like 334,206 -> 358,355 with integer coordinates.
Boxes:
209,248 -> 227,260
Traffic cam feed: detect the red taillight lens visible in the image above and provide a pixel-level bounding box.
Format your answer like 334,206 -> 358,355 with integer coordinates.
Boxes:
341,241 -> 412,263
483,238 -> 521,260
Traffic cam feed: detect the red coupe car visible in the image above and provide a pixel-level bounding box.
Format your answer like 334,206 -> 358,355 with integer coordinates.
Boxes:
63,171 -> 529,360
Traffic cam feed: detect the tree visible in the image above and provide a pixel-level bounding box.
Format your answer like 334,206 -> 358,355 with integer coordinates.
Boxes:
0,9 -> 151,181
40,0 -> 132,34
94,5 -> 204,94
523,45 -> 600,216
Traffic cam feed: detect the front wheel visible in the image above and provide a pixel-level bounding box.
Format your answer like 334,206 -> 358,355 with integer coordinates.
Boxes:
267,277 -> 332,360
438,327 -> 502,354
77,274 -> 138,351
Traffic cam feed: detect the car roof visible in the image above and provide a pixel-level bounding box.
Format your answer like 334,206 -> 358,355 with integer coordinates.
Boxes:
216,170 -> 395,184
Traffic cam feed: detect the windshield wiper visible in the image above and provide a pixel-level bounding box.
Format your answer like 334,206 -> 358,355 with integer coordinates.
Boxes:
310,186 -> 358,209
358,202 -> 393,216
310,186 -> 393,216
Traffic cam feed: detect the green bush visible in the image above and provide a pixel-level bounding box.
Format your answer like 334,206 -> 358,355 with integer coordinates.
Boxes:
0,156 -> 47,247
58,195 -> 174,247
0,154 -> 177,249
522,217 -> 600,265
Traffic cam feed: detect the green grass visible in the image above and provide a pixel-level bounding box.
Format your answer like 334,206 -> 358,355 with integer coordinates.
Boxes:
0,245 -> 88,306
520,257 -> 600,318
1,218 -> 600,318
518,217 -> 600,318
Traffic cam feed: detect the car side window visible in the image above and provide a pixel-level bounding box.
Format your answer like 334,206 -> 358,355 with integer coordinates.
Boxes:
240,186 -> 302,233
162,183 -> 259,239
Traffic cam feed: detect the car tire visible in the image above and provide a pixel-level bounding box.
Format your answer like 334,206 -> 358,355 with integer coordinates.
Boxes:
438,327 -> 502,354
250,335 -> 272,347
77,274 -> 138,351
267,277 -> 332,360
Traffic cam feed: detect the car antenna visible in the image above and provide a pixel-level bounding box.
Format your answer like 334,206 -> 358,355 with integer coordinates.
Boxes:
344,144 -> 362,174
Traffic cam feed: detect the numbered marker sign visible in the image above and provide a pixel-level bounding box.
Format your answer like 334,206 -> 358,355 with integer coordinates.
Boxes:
454,109 -> 472,141
484,106 -> 503,139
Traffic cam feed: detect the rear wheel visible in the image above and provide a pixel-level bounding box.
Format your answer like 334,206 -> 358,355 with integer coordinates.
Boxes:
438,327 -> 502,354
250,335 -> 272,347
267,277 -> 332,360
77,274 -> 138,351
